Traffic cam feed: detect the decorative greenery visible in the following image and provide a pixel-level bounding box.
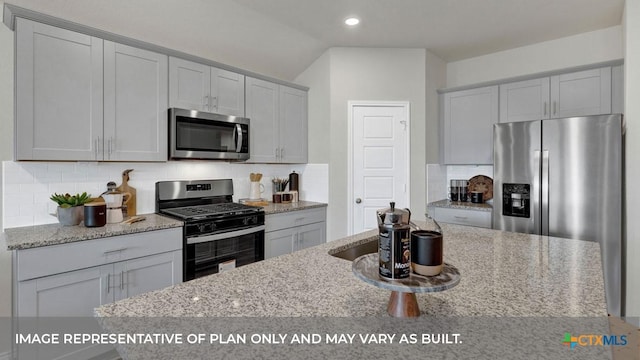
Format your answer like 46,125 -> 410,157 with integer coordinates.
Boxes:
50,192 -> 92,208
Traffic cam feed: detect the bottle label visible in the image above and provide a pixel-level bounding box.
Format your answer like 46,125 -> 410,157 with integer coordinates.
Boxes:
379,228 -> 410,279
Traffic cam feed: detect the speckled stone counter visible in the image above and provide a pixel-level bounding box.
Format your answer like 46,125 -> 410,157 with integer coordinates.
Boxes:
95,222 -> 606,318
428,199 -> 493,212
4,213 -> 183,250
260,200 -> 327,215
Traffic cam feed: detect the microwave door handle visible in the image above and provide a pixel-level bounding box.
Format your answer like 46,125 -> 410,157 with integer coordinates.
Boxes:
235,124 -> 243,153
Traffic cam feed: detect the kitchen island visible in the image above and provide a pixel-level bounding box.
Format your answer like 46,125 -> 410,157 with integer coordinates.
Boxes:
93,223 -> 614,359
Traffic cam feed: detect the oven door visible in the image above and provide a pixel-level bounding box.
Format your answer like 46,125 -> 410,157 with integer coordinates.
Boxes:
184,225 -> 265,281
169,108 -> 249,160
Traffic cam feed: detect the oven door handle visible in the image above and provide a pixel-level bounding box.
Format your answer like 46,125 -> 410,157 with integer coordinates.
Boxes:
186,225 -> 265,245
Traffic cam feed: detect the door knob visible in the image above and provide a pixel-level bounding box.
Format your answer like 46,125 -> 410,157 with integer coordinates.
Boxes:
355,198 -> 362,204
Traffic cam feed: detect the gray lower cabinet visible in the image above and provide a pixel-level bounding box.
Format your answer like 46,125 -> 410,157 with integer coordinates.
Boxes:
430,207 -> 492,229
15,17 -> 168,161
265,208 -> 326,259
14,228 -> 182,360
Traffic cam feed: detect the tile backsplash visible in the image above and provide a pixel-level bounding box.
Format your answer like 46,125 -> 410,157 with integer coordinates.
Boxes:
1,161 -> 328,229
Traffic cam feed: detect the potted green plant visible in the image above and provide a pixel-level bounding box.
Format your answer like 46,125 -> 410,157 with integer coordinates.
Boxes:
50,192 -> 92,226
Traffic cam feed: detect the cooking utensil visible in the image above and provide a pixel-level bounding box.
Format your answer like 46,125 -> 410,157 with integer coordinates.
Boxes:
116,169 -> 136,216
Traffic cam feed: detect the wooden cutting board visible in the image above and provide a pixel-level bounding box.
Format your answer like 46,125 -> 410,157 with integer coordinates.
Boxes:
116,169 -> 136,216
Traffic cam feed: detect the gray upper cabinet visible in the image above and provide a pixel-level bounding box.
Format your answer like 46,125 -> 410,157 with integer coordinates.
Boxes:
279,85 -> 308,163
499,77 -> 550,123
15,18 -> 168,161
442,85 -> 498,164
104,42 -> 168,161
169,57 -> 245,117
500,67 -> 612,123
550,67 -> 611,118
16,18 -> 103,161
246,76 -> 308,163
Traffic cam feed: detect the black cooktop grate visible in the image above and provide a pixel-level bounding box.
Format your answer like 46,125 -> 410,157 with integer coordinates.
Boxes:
162,203 -> 259,219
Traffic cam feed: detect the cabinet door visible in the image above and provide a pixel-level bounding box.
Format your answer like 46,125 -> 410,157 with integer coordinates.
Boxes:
16,265 -> 114,360
104,41 -> 168,161
246,77 -> 279,162
443,86 -> 498,164
211,68 -> 245,117
116,250 -> 182,300
279,86 -> 308,163
550,67 -> 611,118
264,227 -> 297,259
169,57 -> 211,111
499,78 -> 550,123
295,222 -> 326,251
15,18 -> 103,161
17,264 -> 113,317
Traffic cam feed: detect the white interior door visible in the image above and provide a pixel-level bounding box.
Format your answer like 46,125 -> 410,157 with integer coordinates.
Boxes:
350,103 -> 410,234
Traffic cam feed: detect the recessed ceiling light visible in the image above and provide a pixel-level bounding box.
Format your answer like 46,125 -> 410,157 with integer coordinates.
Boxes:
345,17 -> 360,26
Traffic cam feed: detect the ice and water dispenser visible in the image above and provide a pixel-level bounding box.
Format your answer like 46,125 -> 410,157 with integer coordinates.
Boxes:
502,183 -> 530,218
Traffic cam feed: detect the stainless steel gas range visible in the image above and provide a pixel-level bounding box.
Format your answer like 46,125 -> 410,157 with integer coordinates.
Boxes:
156,179 -> 265,281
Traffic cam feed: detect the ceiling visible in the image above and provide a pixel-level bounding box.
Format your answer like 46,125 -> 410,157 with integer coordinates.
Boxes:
6,0 -> 624,81
230,0 -> 624,79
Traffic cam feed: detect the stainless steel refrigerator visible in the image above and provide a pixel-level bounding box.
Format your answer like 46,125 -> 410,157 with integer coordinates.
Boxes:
493,114 -> 623,316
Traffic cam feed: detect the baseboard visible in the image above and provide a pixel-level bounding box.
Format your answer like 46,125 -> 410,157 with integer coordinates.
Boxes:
0,350 -> 11,360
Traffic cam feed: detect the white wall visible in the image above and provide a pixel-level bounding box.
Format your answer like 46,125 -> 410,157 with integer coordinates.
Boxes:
295,51 -> 330,164
296,48 -> 427,241
446,25 -> 624,88
624,0 -> 640,321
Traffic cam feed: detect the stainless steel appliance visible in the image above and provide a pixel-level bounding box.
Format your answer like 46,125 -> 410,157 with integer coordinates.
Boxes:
156,179 -> 264,281
493,114 -> 623,316
169,108 -> 250,160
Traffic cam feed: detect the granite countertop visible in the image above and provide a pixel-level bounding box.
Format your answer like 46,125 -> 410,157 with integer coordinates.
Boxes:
93,223 -> 608,359
428,199 -> 493,212
95,222 -> 606,318
260,200 -> 327,215
4,213 -> 183,250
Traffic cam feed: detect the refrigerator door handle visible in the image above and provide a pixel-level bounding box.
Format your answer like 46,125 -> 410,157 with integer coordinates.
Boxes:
541,150 -> 550,236
533,150 -> 541,235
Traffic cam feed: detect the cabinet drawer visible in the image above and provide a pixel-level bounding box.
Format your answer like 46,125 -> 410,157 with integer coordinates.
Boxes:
17,228 -> 182,281
433,207 -> 492,229
265,208 -> 326,232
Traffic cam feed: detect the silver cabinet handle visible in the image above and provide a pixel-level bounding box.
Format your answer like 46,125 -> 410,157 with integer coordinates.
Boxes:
553,101 -> 557,116
543,102 -> 547,116
275,148 -> 280,159
107,273 -> 111,294
453,216 -> 468,220
95,137 -> 99,159
120,271 -> 125,291
104,248 -> 127,255
204,95 -> 209,111
212,96 -> 218,109
355,198 -> 362,204
280,147 -> 284,159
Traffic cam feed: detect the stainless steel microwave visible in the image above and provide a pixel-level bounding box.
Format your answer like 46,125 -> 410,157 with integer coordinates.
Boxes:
169,108 -> 250,160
